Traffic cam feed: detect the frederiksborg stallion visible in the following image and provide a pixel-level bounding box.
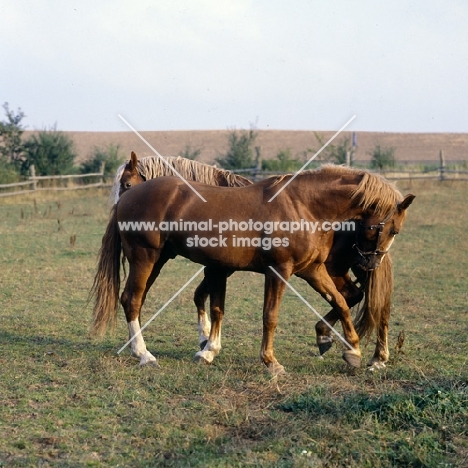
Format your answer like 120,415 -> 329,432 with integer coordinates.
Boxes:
112,153 -> 406,369
92,163 -> 414,375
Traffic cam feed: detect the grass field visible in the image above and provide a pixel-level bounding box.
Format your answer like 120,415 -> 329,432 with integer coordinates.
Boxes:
1,179 -> 467,467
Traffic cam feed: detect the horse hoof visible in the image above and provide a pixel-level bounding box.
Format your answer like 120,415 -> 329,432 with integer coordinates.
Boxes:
267,362 -> 286,377
140,359 -> 160,368
342,350 -> 361,368
194,352 -> 211,365
318,342 -> 333,355
317,336 -> 333,355
199,340 -> 208,350
367,361 -> 386,371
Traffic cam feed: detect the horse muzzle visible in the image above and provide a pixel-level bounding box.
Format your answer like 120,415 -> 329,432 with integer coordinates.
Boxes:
353,244 -> 386,271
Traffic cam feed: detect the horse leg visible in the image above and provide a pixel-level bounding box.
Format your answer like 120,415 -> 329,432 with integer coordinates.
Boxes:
368,303 -> 390,370
193,278 -> 211,350
315,274 -> 364,356
194,269 -> 228,365
298,264 -> 362,367
260,269 -> 289,376
121,247 -> 171,366
351,254 -> 393,370
315,309 -> 340,355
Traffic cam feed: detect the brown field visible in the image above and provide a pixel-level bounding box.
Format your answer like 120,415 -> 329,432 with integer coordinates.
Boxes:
24,129 -> 468,165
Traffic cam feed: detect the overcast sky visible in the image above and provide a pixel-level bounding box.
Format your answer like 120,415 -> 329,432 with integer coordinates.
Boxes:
1,1 -> 467,133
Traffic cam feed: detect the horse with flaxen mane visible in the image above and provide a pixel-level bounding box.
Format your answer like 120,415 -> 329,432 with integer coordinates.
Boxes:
112,152 -> 402,370
110,152 -> 251,204
94,163 -> 414,374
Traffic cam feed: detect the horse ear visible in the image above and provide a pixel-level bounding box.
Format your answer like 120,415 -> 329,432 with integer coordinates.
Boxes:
130,151 -> 138,171
398,194 -> 415,212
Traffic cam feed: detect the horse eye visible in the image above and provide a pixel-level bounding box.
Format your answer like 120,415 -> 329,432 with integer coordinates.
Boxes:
124,182 -> 132,189
391,229 -> 399,236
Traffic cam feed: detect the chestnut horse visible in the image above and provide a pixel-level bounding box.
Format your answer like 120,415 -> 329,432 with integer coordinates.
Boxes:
93,165 -> 414,374
113,153 -> 400,369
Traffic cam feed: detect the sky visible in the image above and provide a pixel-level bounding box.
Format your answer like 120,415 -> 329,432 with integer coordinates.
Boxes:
1,0 -> 468,133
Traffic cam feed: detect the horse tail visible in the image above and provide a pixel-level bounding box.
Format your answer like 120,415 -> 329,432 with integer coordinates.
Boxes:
90,205 -> 122,336
109,163 -> 126,206
353,253 -> 393,340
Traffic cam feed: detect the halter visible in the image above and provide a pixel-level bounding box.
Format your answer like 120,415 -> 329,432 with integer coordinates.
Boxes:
353,218 -> 390,260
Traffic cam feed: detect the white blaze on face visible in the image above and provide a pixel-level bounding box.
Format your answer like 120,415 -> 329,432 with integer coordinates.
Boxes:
380,236 -> 395,260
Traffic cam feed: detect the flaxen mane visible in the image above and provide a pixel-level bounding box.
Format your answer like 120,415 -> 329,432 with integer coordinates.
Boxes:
135,156 -> 252,187
111,155 -> 252,204
349,169 -> 403,219
266,165 -> 402,218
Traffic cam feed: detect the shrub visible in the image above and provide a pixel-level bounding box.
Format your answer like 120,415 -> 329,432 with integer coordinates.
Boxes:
215,129 -> 256,170
370,145 -> 396,170
22,129 -> 77,176
262,149 -> 303,172
178,145 -> 201,160
80,144 -> 124,175
0,102 -> 25,171
312,133 -> 354,165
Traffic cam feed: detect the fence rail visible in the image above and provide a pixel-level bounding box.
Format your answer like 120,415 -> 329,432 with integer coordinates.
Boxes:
1,158 -> 467,198
232,166 -> 468,182
0,163 -> 109,198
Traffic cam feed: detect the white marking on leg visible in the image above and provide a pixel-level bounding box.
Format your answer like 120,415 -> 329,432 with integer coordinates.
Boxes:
198,312 -> 211,345
194,325 -> 222,364
317,335 -> 333,345
368,360 -> 386,371
128,320 -> 158,366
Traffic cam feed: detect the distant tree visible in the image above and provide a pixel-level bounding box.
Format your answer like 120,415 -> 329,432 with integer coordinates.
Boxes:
80,144 -> 124,175
369,145 -> 395,170
0,102 -> 26,171
22,129 -> 77,176
178,145 -> 201,160
262,149 -> 303,172
312,133 -> 354,165
215,129 -> 256,170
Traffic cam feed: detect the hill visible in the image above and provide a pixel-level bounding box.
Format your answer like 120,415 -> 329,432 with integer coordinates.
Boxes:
24,130 -> 468,164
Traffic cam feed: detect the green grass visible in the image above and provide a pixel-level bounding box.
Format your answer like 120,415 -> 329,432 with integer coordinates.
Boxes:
0,182 -> 467,467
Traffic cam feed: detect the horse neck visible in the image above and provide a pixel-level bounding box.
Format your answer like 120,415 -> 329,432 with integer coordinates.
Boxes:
286,175 -> 364,221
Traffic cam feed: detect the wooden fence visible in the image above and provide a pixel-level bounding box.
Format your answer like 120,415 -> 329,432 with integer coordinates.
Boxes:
0,162 -> 110,198
1,155 -> 467,198
232,151 -> 468,182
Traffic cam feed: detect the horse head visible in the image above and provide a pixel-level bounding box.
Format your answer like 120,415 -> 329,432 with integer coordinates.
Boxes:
353,194 -> 415,271
119,151 -> 145,197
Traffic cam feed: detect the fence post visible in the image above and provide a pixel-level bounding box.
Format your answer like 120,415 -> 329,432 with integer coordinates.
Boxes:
30,165 -> 37,191
254,146 -> 261,181
100,161 -> 106,186
345,151 -> 351,167
439,150 -> 445,181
